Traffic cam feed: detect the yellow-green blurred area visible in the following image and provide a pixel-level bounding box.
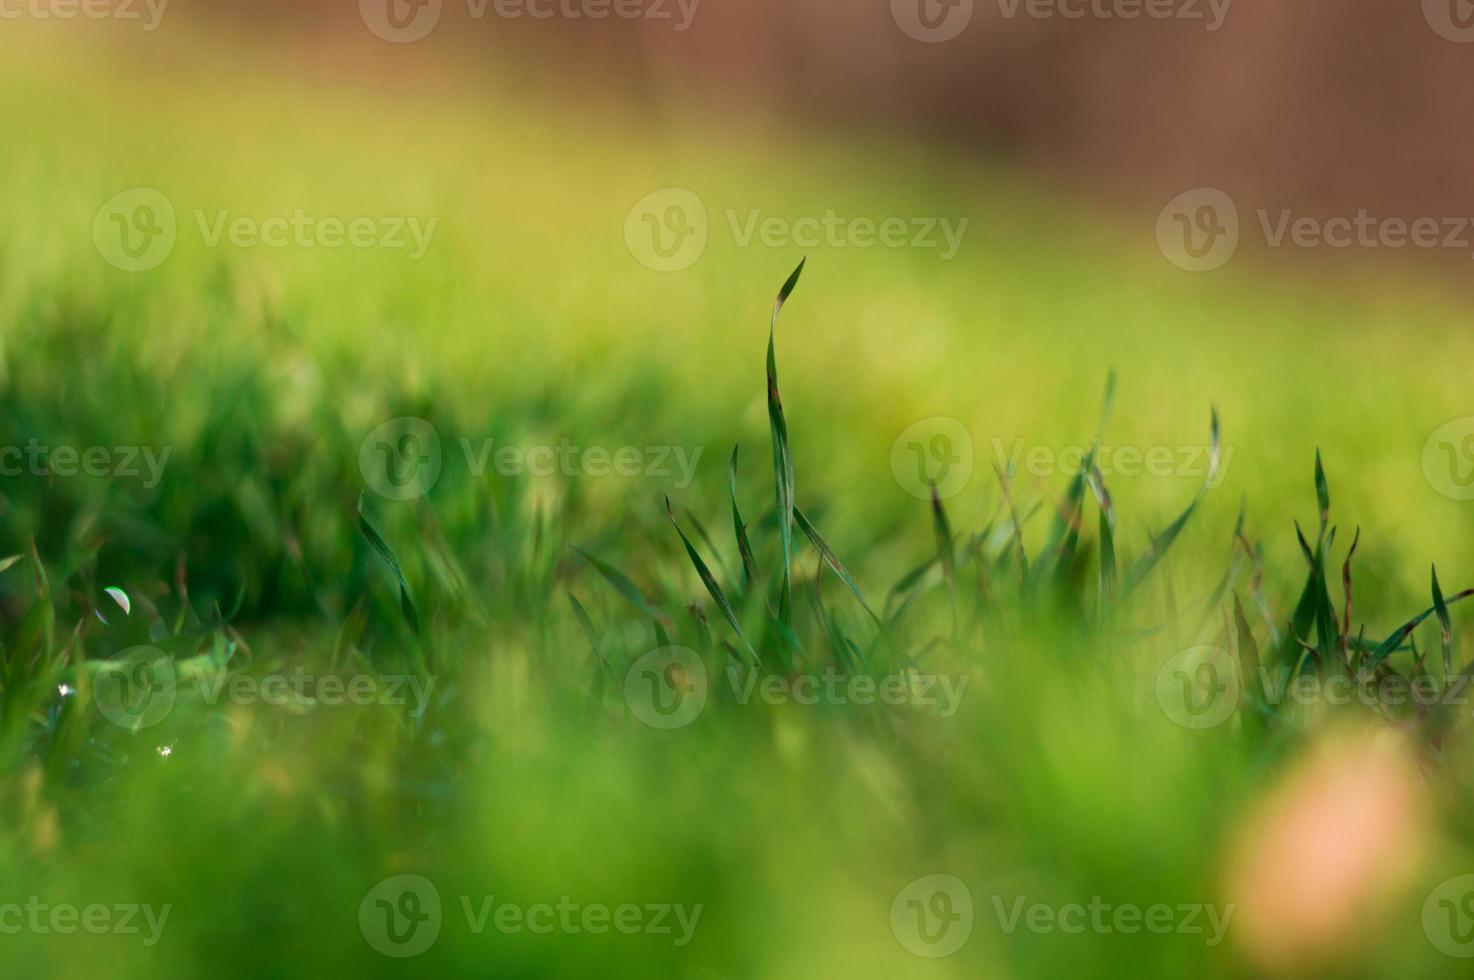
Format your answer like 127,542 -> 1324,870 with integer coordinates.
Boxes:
7,30 -> 1474,604
4,22 -> 1474,980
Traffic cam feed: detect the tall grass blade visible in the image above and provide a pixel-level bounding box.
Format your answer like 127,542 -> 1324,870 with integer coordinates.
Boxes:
767,258 -> 805,625
794,506 -> 882,627
570,545 -> 670,624
356,493 -> 421,637
666,498 -> 758,663
1433,564 -> 1453,681
1121,406 -> 1220,594
728,446 -> 758,590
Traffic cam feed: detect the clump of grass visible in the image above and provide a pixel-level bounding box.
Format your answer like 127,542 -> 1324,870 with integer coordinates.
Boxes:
569,261 -> 1474,746
1,260 -> 1468,782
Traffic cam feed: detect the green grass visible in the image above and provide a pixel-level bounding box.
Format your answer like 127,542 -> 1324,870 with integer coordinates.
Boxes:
5,31 -> 1474,980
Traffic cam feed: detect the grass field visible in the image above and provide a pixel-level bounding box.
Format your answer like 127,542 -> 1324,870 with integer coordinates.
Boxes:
6,30 -> 1474,979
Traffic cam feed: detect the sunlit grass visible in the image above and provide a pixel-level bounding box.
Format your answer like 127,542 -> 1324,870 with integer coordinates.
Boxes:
3,30 -> 1474,980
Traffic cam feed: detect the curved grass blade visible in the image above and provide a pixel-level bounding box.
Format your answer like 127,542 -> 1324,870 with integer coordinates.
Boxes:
666,498 -> 758,663
885,554 -> 939,622
685,506 -> 736,587
1314,449 -> 1330,532
1293,521 -> 1315,566
931,484 -> 957,585
767,258 -> 805,625
1340,528 -> 1360,662
931,483 -> 959,633
1433,564 -> 1453,680
570,545 -> 670,625
994,464 -> 1030,581
794,505 -> 882,627
357,492 -> 420,637
1121,406 -> 1220,595
1365,587 -> 1474,669
568,592 -> 618,685
808,560 -> 858,671
1032,374 -> 1115,587
686,603 -> 713,653
1087,465 -> 1116,605
1313,535 -> 1340,667
1233,592 -> 1262,705
1033,466 -> 1090,587
728,446 -> 758,590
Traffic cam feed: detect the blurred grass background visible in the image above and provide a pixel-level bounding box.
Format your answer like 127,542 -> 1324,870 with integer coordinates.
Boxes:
3,19 -> 1474,980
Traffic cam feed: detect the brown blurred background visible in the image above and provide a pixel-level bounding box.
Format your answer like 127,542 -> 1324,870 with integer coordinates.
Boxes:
629,0 -> 1474,222
348,1 -> 1467,213
157,0 -> 1474,261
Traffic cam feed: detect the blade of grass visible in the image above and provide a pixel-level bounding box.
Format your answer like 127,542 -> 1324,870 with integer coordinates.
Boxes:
767,258 -> 805,626
931,483 -> 958,634
666,498 -> 759,663
1341,528 -> 1360,663
1314,449 -> 1330,533
1121,406 -> 1221,594
568,592 -> 618,685
1234,592 -> 1263,707
1087,465 -> 1116,606
570,545 -> 670,625
356,492 -> 420,637
728,446 -> 758,590
994,464 -> 1029,582
1365,588 -> 1474,668
794,506 -> 883,628
1433,564 -> 1453,681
